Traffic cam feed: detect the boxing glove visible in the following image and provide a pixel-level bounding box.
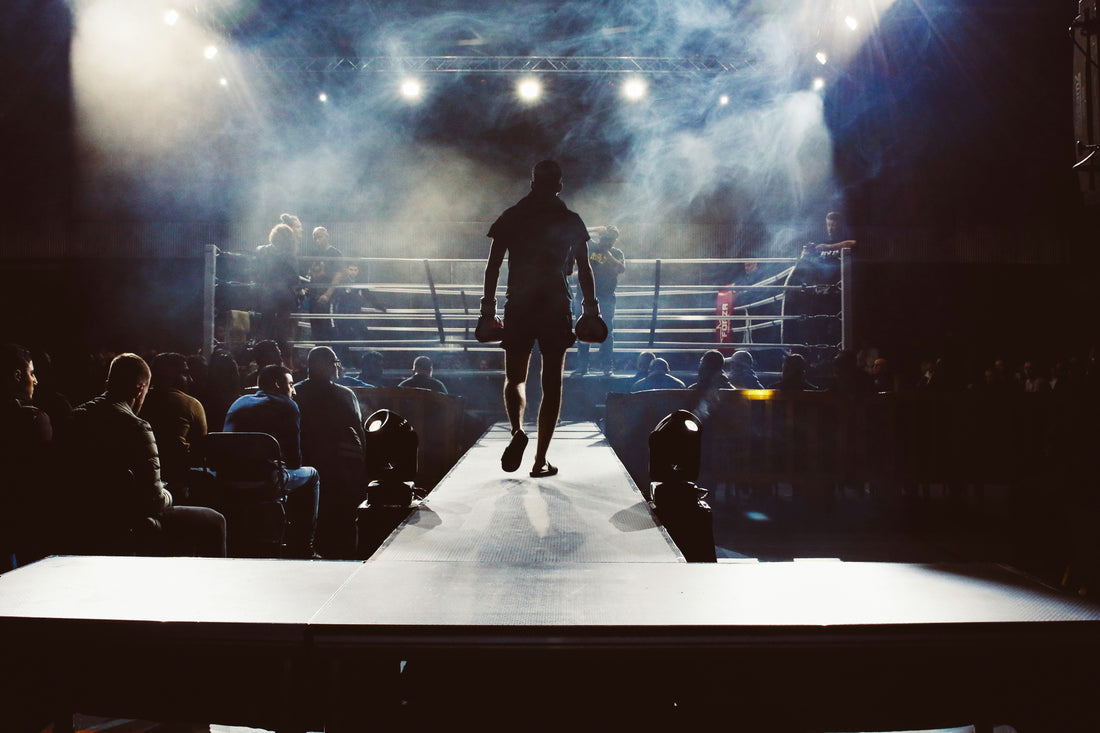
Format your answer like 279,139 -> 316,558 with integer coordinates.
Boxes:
475,314 -> 505,343
575,299 -> 608,343
475,296 -> 505,343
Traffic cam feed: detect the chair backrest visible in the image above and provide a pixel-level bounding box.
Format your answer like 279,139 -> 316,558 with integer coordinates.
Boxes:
204,432 -> 284,499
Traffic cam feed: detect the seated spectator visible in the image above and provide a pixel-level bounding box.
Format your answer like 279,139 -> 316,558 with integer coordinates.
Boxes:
335,354 -> 374,388
29,348 -> 71,426
294,346 -> 364,558
688,350 -> 734,391
65,353 -> 226,557
186,353 -> 209,401
243,340 -> 284,387
201,349 -> 241,432
727,350 -> 764,390
631,351 -> 656,382
1,343 -> 53,569
140,352 -> 207,499
1021,360 -> 1051,393
769,353 -> 819,391
870,357 -> 895,393
359,349 -> 386,386
830,349 -> 873,394
398,355 -> 448,394
631,358 -> 686,392
224,363 -> 322,559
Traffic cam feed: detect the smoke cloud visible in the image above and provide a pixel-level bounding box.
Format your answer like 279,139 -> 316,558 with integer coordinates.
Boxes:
72,0 -> 876,258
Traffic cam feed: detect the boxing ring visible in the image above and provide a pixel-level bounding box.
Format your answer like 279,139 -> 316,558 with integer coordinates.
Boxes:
202,244 -> 853,375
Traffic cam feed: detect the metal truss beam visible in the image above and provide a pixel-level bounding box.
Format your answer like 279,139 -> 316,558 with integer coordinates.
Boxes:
252,55 -> 751,74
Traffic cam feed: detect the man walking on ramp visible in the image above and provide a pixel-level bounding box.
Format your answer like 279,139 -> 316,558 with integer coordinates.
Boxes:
480,160 -> 601,477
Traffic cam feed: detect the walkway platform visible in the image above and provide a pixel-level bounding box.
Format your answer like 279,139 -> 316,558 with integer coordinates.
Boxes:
3,423 -> 1100,731
371,421 -> 682,565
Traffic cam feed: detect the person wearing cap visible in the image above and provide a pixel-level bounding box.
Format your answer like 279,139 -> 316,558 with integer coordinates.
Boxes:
481,159 -> 599,478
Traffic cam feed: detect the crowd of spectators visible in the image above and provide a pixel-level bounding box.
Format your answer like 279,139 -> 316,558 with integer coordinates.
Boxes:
5,336 -> 1099,574
0,339 -> 465,571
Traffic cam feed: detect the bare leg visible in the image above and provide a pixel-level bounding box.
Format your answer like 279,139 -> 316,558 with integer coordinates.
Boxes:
504,348 -> 531,434
532,349 -> 567,470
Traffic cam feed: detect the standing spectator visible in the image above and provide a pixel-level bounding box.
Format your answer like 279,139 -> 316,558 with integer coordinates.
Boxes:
301,226 -> 342,344
333,262 -> 369,357
573,225 -> 625,376
398,356 -> 448,394
254,218 -> 302,350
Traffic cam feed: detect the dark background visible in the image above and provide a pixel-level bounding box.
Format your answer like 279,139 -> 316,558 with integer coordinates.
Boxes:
1,0 -> 1096,377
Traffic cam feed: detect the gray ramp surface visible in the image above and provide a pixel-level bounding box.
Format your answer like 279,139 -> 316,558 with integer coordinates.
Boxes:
370,421 -> 683,564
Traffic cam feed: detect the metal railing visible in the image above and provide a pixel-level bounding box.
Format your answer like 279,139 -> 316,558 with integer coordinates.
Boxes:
203,246 -> 853,362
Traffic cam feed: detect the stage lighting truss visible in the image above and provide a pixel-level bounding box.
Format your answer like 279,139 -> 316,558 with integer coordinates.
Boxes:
250,55 -> 752,76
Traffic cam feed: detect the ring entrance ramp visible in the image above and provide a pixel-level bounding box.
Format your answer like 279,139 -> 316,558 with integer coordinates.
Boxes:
369,421 -> 684,564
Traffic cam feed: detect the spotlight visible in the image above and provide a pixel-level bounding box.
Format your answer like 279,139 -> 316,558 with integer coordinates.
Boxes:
815,51 -> 828,65
517,77 -> 542,102
203,45 -> 218,60
164,9 -> 180,26
647,410 -> 715,563
845,15 -> 859,31
649,410 -> 701,484
218,77 -> 228,88
363,409 -> 418,483
318,92 -> 328,103
623,78 -> 646,101
812,77 -> 826,92
357,409 -> 420,559
400,79 -> 422,100
718,94 -> 730,106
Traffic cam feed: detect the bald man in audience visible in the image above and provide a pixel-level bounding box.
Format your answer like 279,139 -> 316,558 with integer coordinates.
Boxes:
67,353 -> 226,557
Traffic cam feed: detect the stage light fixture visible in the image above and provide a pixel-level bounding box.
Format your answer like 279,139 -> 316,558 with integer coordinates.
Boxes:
816,51 -> 828,65
649,410 -> 701,484
164,9 -> 179,26
400,79 -> 422,100
358,408 -> 420,559
318,92 -> 328,103
845,15 -> 859,31
623,78 -> 646,101
718,94 -> 730,106
647,410 -> 715,563
812,77 -> 826,92
218,77 -> 228,88
203,45 -> 218,60
517,77 -> 542,102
